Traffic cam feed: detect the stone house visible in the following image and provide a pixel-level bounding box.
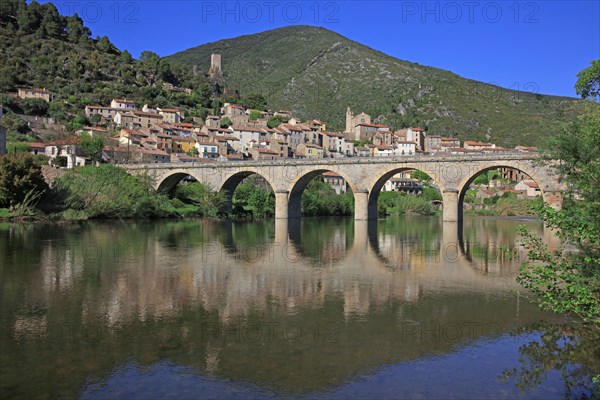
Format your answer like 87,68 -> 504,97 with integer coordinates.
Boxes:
424,135 -> 442,152
172,136 -> 197,154
17,88 -> 52,101
441,137 -> 460,151
323,171 -> 347,194
395,141 -> 416,156
159,107 -> 184,124
515,180 -> 541,197
463,141 -> 495,151
85,105 -> 117,120
110,99 -> 136,110
195,142 -> 220,159
45,136 -> 88,168
249,147 -> 280,160
136,148 -> 170,163
295,143 -> 323,159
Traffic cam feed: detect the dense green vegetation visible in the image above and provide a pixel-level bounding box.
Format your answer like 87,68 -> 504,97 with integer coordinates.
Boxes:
301,178 -> 354,216
518,63 -> 600,328
0,152 -> 48,207
377,187 -> 441,216
518,106 -> 600,327
168,25 -> 587,147
233,176 -> 275,218
465,192 -> 542,217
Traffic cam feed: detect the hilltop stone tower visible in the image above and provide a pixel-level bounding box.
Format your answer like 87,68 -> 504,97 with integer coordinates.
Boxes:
209,53 -> 222,77
345,107 -> 354,133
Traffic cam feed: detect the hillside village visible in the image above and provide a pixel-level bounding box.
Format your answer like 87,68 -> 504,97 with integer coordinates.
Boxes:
0,54 -> 541,199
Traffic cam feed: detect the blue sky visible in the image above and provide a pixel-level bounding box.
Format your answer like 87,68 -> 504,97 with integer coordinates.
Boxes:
42,0 -> 599,98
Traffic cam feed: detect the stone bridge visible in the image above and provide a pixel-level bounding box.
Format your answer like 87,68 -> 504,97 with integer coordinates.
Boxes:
123,154 -> 563,222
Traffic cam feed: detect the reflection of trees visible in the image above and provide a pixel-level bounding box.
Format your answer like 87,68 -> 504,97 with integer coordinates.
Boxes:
288,217 -> 354,265
500,323 -> 600,399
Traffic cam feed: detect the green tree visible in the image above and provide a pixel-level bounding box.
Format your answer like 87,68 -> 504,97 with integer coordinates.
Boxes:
575,59 -> 600,100
21,98 -> 49,116
175,181 -> 226,216
0,153 -> 48,207
518,103 -> 600,326
79,133 -> 105,163
267,115 -> 287,128
243,93 -> 267,110
186,147 -> 199,157
248,110 -> 262,121
411,170 -> 432,183
220,117 -> 232,128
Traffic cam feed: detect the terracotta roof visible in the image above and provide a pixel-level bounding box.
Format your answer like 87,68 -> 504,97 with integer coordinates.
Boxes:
464,141 -> 493,146
356,123 -> 380,128
255,148 -> 279,155
323,171 -> 342,177
521,180 -> 539,189
19,87 -> 50,94
232,125 -> 265,133
85,105 -> 113,110
215,135 -> 239,141
172,136 -> 196,142
29,143 -> 46,149
139,148 -> 169,156
47,136 -> 80,145
132,110 -> 164,118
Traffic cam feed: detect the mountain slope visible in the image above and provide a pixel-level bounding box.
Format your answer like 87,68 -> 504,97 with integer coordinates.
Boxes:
168,25 -> 583,147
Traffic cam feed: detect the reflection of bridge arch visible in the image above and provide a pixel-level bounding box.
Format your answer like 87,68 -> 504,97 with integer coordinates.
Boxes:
366,164 -> 444,220
286,168 -> 357,219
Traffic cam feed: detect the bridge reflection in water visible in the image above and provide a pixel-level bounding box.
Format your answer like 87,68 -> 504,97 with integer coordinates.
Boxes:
0,217 -> 565,399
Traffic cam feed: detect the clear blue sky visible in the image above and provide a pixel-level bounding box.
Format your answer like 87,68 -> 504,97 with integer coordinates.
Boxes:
42,0 -> 599,98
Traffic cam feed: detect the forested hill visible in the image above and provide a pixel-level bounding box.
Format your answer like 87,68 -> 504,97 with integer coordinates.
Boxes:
168,25 -> 586,147
0,0 -> 217,131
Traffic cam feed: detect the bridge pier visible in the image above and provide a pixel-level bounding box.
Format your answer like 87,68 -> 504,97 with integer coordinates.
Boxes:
354,190 -> 370,220
442,190 -> 459,222
543,191 -> 563,210
275,190 -> 290,219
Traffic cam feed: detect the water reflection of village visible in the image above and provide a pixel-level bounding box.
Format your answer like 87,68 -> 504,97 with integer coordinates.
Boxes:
10,217 -> 559,331
1,218 -> 564,398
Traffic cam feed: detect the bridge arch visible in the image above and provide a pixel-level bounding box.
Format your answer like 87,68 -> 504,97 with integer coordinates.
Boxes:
286,168 -> 357,219
365,164 -> 444,220
217,170 -> 278,215
455,160 -> 551,222
156,169 -> 203,194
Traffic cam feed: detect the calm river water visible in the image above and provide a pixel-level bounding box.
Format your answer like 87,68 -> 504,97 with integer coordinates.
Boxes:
0,216 -> 597,399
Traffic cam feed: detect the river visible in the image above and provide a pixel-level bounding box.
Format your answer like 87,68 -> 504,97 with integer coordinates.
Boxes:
0,216 -> 597,399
